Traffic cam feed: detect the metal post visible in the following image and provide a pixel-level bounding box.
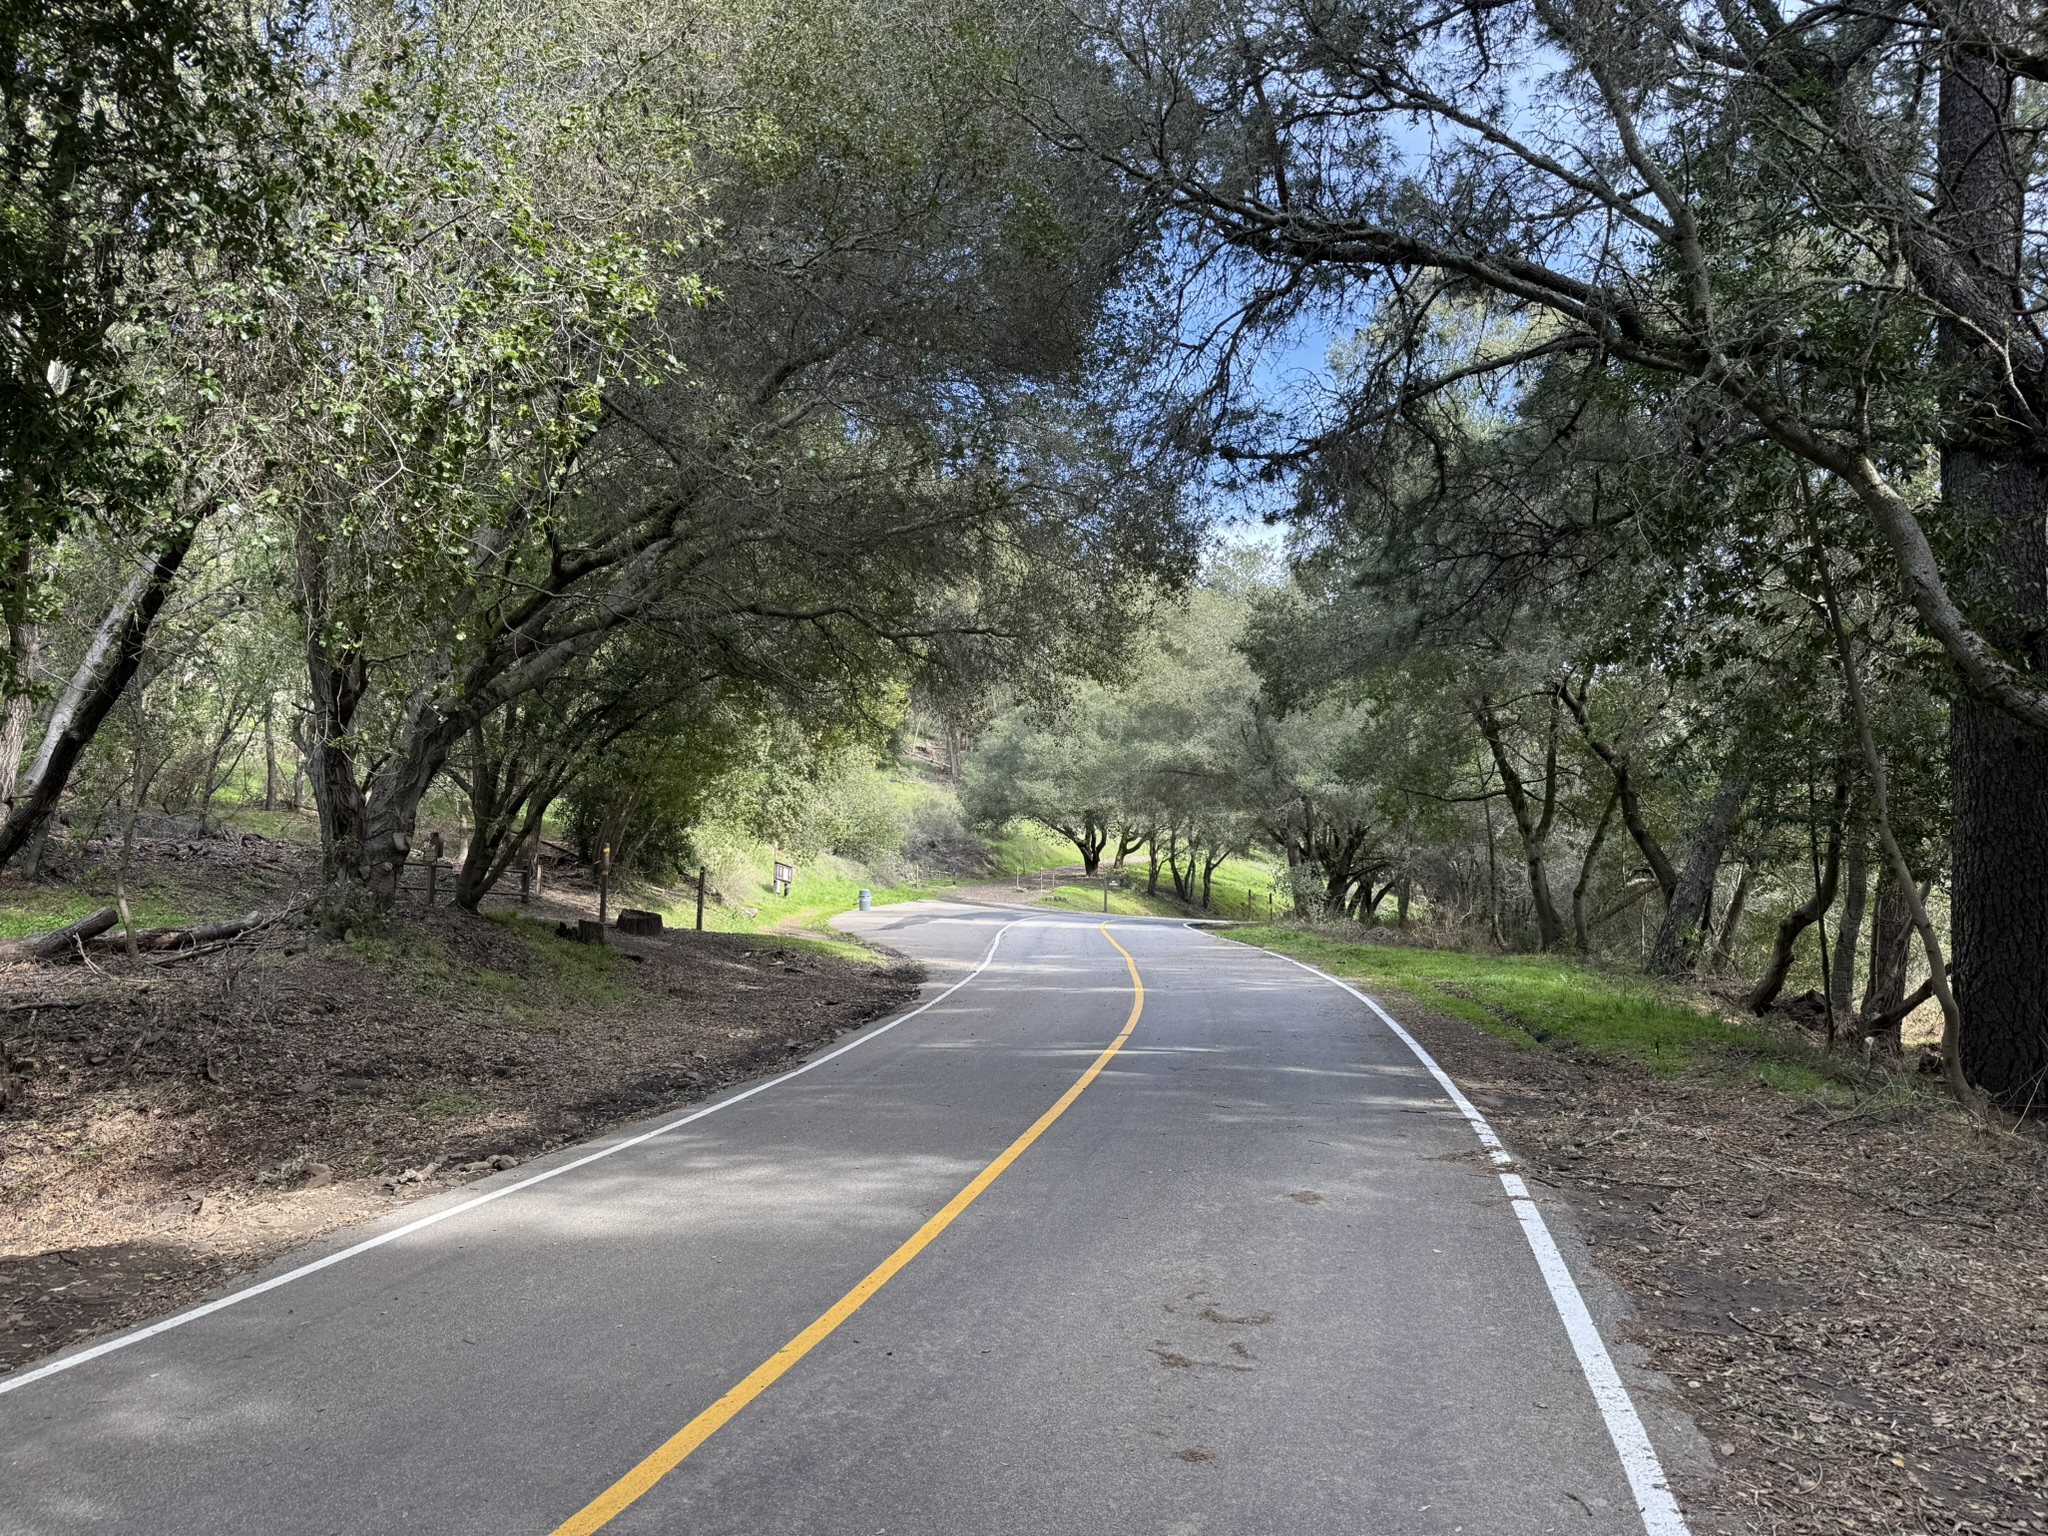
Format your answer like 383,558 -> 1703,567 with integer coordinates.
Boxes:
696,866 -> 706,931
1102,872 -> 1109,913
598,844 -> 612,930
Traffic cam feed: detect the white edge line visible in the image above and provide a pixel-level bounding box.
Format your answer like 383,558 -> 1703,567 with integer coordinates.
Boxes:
0,915 -> 1034,1399
1205,928 -> 1692,1536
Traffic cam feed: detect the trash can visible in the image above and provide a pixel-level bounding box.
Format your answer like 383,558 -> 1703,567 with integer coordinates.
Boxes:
858,888 -> 873,911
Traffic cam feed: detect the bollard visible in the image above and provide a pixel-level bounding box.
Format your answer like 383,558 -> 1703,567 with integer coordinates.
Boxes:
858,888 -> 872,912
696,866 -> 706,931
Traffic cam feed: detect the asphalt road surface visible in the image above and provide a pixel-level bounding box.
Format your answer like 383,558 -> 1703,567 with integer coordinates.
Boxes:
0,904 -> 1704,1535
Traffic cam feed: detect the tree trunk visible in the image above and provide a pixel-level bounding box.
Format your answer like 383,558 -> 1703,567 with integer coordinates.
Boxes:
1648,777 -> 1748,975
0,523 -> 198,873
303,635 -> 445,916
1861,867 -> 1913,1016
1951,690 -> 2048,1101
0,615 -> 37,814
1831,833 -> 1869,1016
1861,867 -> 1915,1054
1572,784 -> 1619,951
1477,701 -> 1564,949
1713,865 -> 1751,972
1060,813 -> 1107,875
1747,780 -> 1848,1013
1935,6 -> 2048,1104
1560,683 -> 1678,903
263,700 -> 278,812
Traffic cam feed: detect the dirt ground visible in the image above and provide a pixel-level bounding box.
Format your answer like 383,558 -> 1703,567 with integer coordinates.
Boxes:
0,833 -> 919,1378
1383,985 -> 2048,1536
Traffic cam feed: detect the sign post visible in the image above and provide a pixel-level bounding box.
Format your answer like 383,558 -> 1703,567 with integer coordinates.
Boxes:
696,866 -> 707,931
598,844 -> 612,932
773,861 -> 794,897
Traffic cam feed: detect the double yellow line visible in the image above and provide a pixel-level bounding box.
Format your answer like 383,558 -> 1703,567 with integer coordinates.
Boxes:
550,922 -> 1145,1536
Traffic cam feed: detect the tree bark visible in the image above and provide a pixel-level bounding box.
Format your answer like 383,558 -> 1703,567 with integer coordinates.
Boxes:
0,523 -> 198,873
263,699 -> 277,812
1560,683 -> 1677,903
1861,866 -> 1914,1026
1746,778 -> 1848,1013
0,603 -> 37,814
0,906 -> 118,961
1477,700 -> 1563,948
1713,865 -> 1752,972
1572,783 -> 1619,951
1847,863 -> 1919,1052
1831,831 -> 1869,1016
1935,1 -> 2048,1105
1647,777 -> 1748,975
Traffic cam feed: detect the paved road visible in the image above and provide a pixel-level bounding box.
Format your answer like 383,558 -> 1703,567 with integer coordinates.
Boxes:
0,905 -> 1700,1535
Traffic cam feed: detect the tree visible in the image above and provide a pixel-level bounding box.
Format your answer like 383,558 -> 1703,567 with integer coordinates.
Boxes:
960,692 -> 1134,872
1064,0 -> 2048,1103
0,0 -> 304,869
257,0 -> 1191,919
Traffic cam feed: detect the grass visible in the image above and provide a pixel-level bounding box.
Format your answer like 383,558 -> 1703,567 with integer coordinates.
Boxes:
1042,881 -> 1174,917
1224,924 -> 1858,1097
1036,853 -> 1287,921
986,824 -> 1076,878
629,848 -> 957,960
0,888 -> 202,939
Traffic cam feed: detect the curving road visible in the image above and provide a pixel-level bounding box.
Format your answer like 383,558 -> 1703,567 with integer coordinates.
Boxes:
0,904 -> 1702,1535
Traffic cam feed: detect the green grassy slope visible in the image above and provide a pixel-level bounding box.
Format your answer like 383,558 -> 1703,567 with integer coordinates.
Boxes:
1223,925 -> 1881,1099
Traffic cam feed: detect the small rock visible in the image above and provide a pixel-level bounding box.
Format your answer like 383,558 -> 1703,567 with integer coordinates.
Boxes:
1716,1442 -> 1736,1457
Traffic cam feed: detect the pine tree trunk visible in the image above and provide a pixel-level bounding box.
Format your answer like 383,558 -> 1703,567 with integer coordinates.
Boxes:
1862,867 -> 1915,1053
1935,2 -> 2048,1103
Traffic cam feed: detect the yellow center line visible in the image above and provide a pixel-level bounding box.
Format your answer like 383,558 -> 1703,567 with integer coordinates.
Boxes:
548,921 -> 1146,1536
